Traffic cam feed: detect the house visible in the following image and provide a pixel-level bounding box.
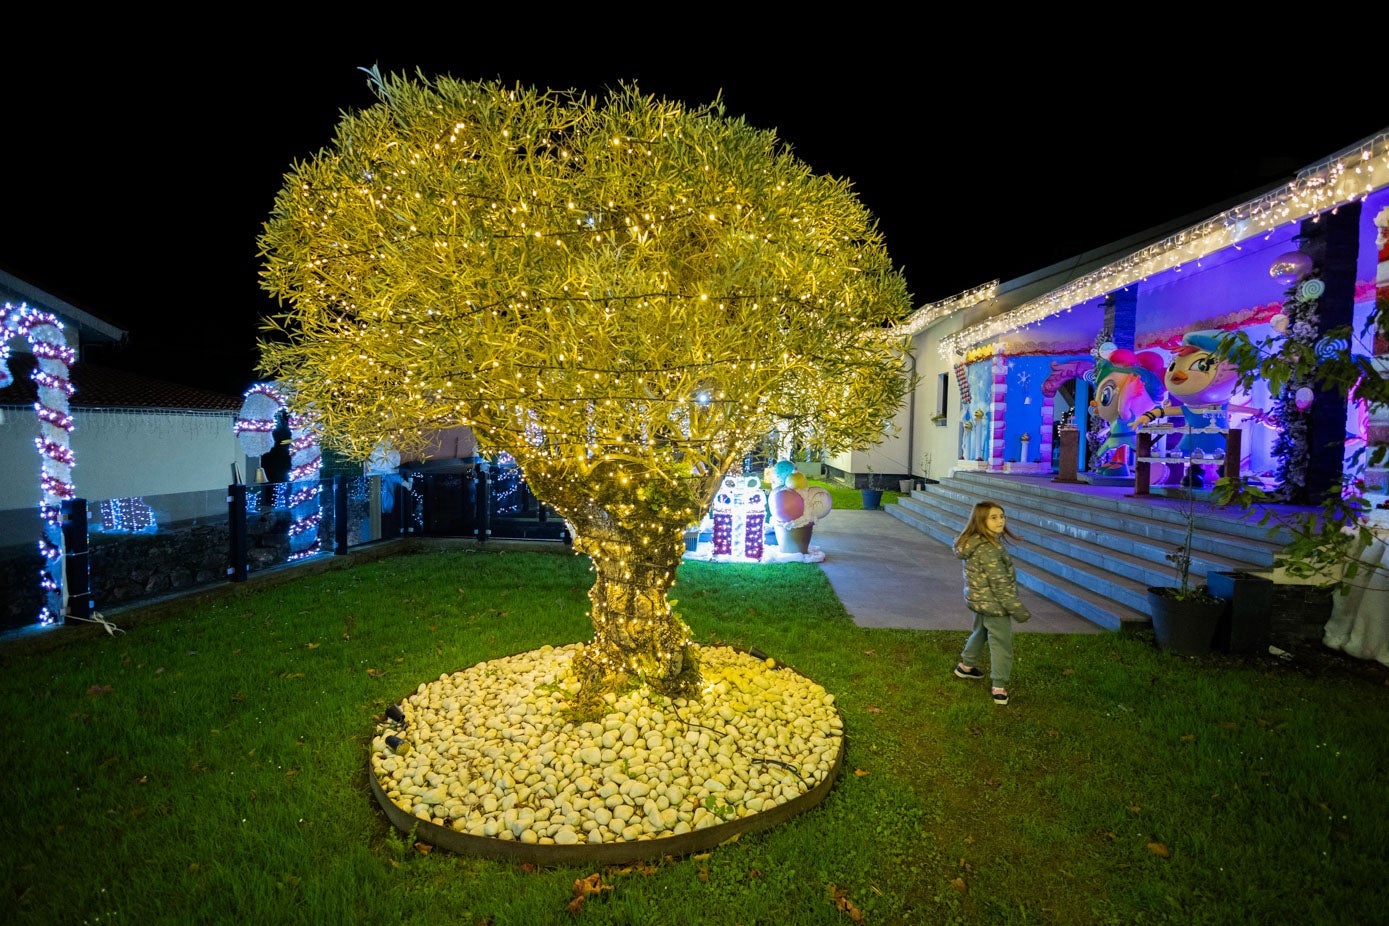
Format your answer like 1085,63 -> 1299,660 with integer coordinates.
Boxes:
846,127 -> 1389,507
2,270 -> 244,631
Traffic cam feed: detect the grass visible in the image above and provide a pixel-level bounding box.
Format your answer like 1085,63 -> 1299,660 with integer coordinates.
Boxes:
3,544 -> 1387,925
806,478 -> 900,511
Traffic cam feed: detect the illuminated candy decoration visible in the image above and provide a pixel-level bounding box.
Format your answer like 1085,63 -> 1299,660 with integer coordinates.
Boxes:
1315,335 -> 1348,360
234,383 -> 287,456
802,485 -> 833,521
1269,313 -> 1289,334
2,302 -> 77,626
1297,278 -> 1326,301
1269,251 -> 1313,286
708,474 -> 766,561
769,486 -> 805,522
234,382 -> 324,560
1295,387 -> 1315,411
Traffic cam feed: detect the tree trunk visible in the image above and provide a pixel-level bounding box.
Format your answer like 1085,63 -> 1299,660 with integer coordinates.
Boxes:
566,504 -> 698,698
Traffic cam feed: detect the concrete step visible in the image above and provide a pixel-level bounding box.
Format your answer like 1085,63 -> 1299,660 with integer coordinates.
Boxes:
885,501 -> 1148,631
903,485 -> 1274,576
884,471 -> 1303,633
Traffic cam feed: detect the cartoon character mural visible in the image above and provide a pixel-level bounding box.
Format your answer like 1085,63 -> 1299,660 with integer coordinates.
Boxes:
1139,329 -> 1255,486
1088,346 -> 1165,477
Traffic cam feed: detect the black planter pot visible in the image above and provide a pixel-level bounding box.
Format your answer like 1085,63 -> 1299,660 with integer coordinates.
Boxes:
1147,586 -> 1226,656
1206,570 -> 1275,654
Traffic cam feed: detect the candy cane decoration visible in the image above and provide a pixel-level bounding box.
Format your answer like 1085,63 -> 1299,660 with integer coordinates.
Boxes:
235,382 -> 323,560
2,303 -> 77,626
1038,399 -> 1055,471
989,353 -> 1007,469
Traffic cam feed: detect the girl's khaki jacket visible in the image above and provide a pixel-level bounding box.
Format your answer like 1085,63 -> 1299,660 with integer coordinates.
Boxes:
956,535 -> 1031,622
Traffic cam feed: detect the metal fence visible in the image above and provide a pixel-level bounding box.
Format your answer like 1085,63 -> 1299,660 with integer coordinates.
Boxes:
0,466 -> 570,638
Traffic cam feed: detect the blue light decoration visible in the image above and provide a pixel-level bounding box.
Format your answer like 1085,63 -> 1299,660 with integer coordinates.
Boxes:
234,383 -> 323,561
491,451 -> 522,516
95,497 -> 158,534
1,302 -> 77,626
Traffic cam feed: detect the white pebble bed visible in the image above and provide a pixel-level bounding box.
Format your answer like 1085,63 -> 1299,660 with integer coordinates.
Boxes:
370,643 -> 843,846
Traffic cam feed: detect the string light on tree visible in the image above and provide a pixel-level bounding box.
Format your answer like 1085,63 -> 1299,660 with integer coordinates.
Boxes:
256,72 -> 914,705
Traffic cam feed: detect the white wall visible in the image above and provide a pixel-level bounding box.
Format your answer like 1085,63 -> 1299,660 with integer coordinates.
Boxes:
0,408 -> 240,509
826,351 -> 919,482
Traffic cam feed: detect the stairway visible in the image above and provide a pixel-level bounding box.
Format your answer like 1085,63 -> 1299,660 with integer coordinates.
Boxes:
886,470 -> 1296,632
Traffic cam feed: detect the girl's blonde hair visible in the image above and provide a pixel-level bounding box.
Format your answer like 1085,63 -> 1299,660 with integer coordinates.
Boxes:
953,500 -> 1018,553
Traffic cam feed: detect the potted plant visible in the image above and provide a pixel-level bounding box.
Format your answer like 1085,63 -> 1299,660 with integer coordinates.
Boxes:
1146,455 -> 1227,655
860,467 -> 884,510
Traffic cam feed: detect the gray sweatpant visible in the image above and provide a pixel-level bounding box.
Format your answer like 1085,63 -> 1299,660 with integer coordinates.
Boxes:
960,611 -> 1014,687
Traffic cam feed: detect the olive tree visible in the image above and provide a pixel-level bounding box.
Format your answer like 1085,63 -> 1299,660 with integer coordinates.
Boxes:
257,70 -> 913,701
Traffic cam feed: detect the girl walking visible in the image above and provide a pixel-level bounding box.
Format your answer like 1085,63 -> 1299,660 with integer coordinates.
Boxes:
952,500 -> 1030,704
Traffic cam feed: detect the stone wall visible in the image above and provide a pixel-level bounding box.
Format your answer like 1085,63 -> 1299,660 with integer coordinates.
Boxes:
1,509 -> 298,632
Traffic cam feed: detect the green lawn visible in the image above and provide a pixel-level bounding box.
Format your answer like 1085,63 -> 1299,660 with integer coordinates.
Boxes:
2,545 -> 1385,925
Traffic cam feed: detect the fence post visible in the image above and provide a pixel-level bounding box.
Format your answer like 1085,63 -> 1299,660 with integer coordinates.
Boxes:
61,498 -> 92,619
475,463 -> 491,541
227,483 -> 248,582
398,477 -> 412,536
334,475 -> 349,555
368,474 -> 382,542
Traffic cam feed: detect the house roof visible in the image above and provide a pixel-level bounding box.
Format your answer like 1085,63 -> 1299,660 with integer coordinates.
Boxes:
0,268 -> 126,346
0,353 -> 242,413
901,125 -> 1389,356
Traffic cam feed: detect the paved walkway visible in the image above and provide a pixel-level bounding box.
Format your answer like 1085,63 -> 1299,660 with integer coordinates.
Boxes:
810,509 -> 1103,634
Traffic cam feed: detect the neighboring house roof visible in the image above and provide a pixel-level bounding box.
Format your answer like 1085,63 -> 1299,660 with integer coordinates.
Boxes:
0,268 -> 126,347
0,353 -> 242,413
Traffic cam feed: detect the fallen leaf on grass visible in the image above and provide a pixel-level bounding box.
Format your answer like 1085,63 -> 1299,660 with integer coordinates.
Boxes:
306,643 -> 320,649
87,685 -> 113,697
414,842 -> 432,855
1128,805 -> 1142,814
1219,721 -> 1237,730
366,668 -> 384,677
155,667 -> 165,674
520,863 -> 536,873
1180,734 -> 1196,742
1147,842 -> 1170,858
828,884 -> 864,921
863,650 -> 875,656
1062,667 -> 1075,675
951,877 -> 968,893
967,726 -> 983,736
865,705 -> 883,713
568,872 -> 612,910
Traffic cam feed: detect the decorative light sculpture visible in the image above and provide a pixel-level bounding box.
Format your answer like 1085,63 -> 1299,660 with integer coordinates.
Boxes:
708,473 -> 766,561
234,383 -> 323,560
1,302 -> 76,626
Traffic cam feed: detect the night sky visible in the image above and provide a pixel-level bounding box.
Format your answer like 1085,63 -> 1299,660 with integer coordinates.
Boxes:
4,29 -> 1384,397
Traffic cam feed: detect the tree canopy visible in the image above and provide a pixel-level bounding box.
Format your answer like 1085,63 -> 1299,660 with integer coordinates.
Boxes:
256,70 -> 914,698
